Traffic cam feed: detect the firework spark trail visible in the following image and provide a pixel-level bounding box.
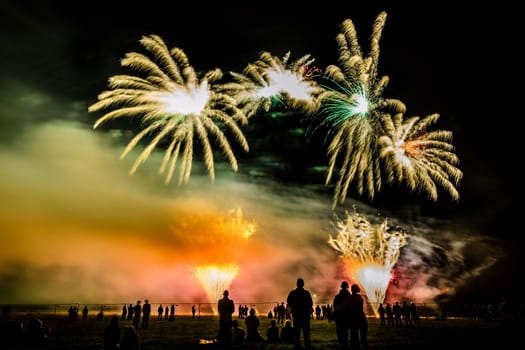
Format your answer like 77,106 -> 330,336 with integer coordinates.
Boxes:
378,112 -> 463,201
328,209 -> 407,311
313,11 -> 462,209
88,34 -> 249,185
194,264 -> 239,315
218,51 -> 324,119
315,11 -> 407,208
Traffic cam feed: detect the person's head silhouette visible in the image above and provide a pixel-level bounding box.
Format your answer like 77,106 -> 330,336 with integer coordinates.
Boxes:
297,278 -> 304,288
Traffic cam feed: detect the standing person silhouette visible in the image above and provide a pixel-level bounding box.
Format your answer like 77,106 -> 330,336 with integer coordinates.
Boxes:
82,305 -> 89,321
349,284 -> 368,350
277,302 -> 286,324
157,304 -> 163,320
333,281 -> 351,350
377,303 -> 386,327
141,300 -> 151,329
169,304 -> 175,321
286,278 -> 313,350
217,290 -> 235,345
121,304 -> 128,320
132,301 -> 141,328
127,304 -> 134,321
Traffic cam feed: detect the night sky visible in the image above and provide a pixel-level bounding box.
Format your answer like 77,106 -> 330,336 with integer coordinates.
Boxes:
0,1 -> 521,305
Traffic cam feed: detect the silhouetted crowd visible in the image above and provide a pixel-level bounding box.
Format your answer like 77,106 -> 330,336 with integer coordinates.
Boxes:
0,282 -> 521,350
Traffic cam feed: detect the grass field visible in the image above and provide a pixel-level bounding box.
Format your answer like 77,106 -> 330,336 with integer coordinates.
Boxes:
1,314 -> 521,350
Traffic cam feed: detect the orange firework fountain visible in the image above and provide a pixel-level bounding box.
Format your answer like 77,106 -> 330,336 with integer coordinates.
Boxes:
193,207 -> 255,314
328,209 -> 407,314
194,264 -> 239,315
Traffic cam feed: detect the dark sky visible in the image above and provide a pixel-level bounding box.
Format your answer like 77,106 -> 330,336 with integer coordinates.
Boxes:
0,1 -> 521,303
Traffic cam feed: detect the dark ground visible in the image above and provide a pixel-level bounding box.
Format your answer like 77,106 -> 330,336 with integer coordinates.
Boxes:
1,313 -> 522,350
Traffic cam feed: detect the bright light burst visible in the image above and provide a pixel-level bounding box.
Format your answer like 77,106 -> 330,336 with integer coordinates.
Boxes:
328,209 -> 407,310
379,113 -> 463,201
219,51 -> 324,119
194,264 -> 239,315
88,34 -> 249,185
316,11 -> 407,207
191,207 -> 255,314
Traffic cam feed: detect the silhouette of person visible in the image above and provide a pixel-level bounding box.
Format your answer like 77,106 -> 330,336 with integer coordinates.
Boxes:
315,305 -> 322,320
409,302 -> 420,323
217,289 -> 235,345
97,305 -> 105,321
266,319 -> 280,343
169,304 -> 175,321
268,310 -> 274,319
378,303 -> 386,327
245,308 -> 264,343
401,301 -> 413,327
5,319 -> 23,349
277,302 -> 286,324
120,325 -> 141,350
393,301 -> 402,326
231,320 -> 246,346
238,304 -> 244,319
333,281 -> 351,350
132,301 -> 141,328
385,303 -> 394,327
26,318 -> 48,346
142,300 -> 151,329
192,305 -> 196,319
287,277 -> 313,350
121,304 -> 128,320
68,305 -> 77,320
103,315 -> 121,350
2,305 -> 11,320
349,284 -> 368,350
127,304 -> 134,321
280,320 -> 295,344
157,304 -> 163,320
82,305 -> 89,321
